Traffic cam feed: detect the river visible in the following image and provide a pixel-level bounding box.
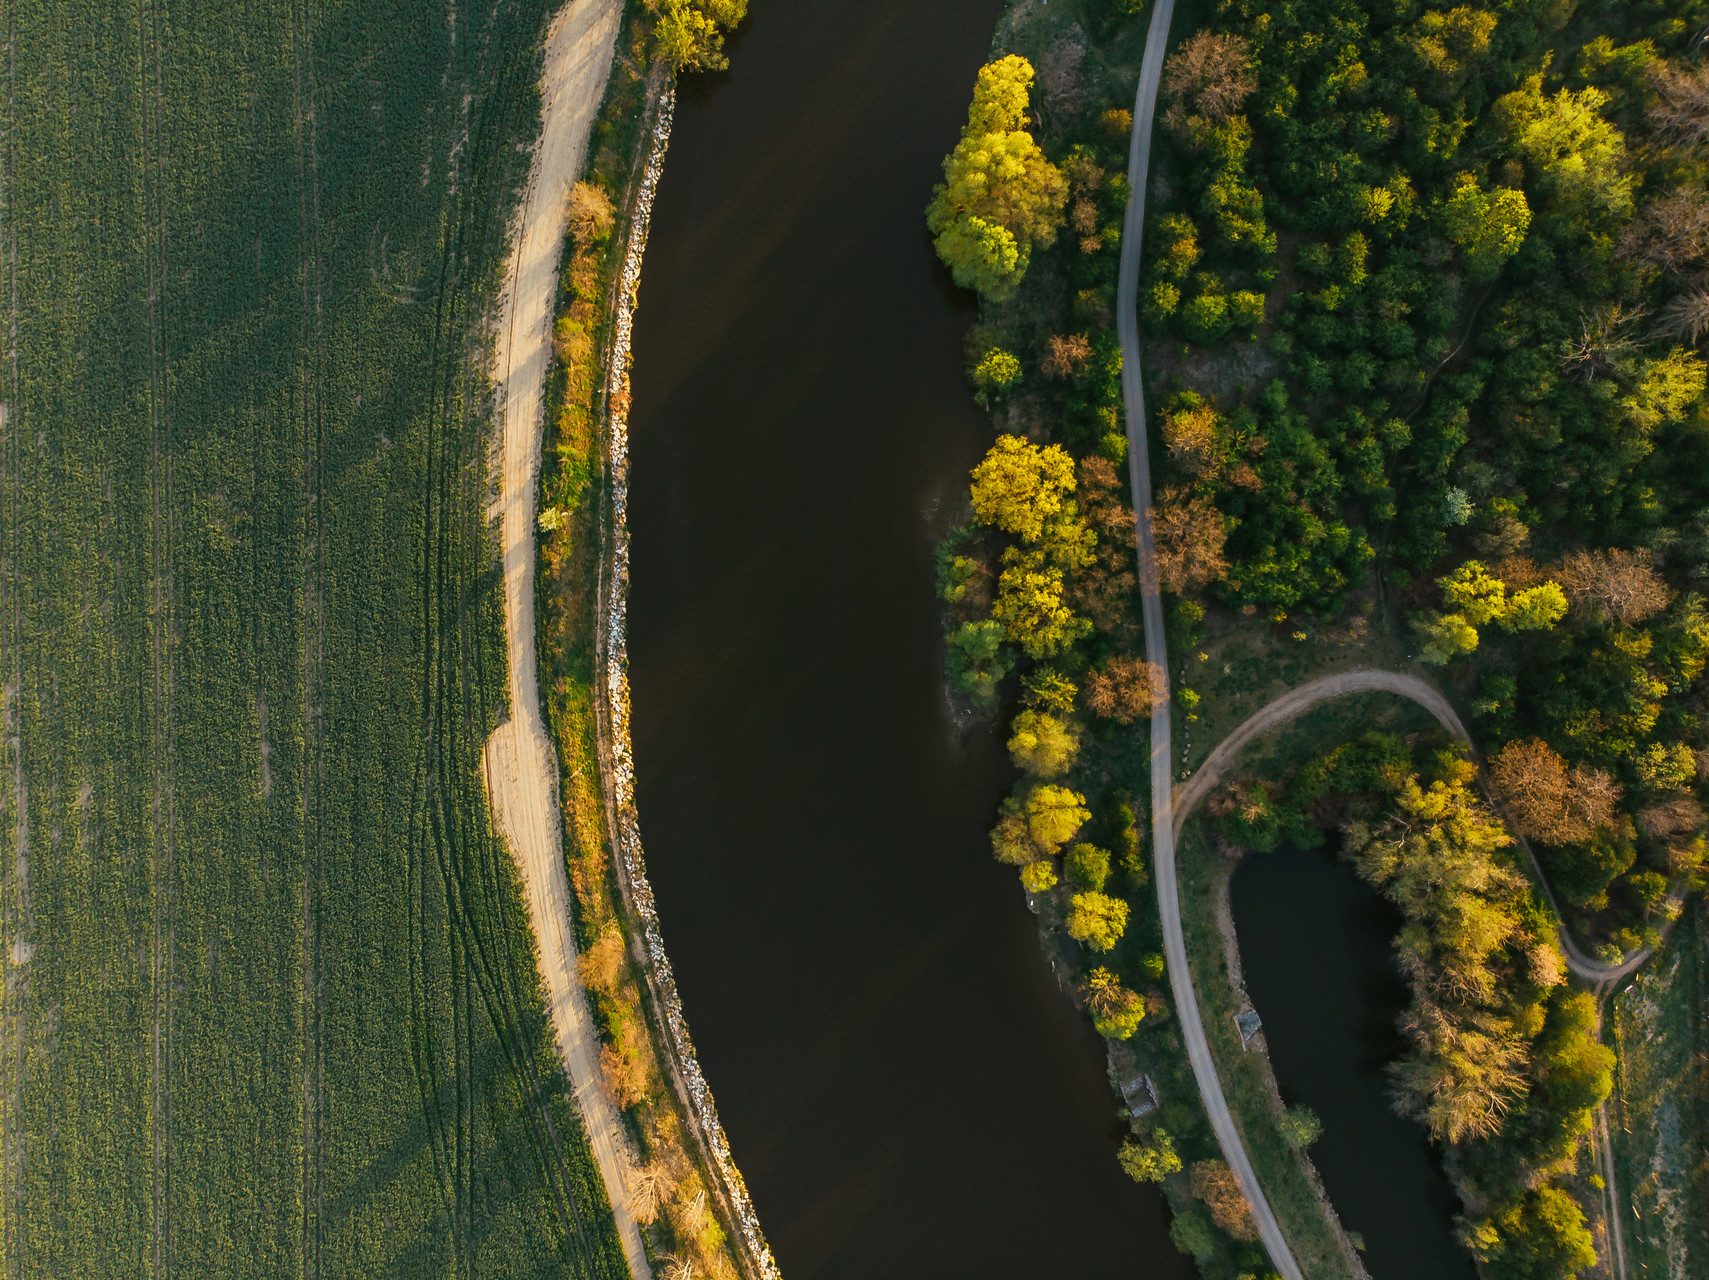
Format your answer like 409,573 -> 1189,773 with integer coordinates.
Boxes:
623,2 -> 1189,1276
1231,845 -> 1480,1280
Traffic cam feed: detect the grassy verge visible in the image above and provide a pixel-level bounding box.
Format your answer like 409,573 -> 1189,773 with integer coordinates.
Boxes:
1610,897 -> 1709,1277
1175,821 -> 1362,1280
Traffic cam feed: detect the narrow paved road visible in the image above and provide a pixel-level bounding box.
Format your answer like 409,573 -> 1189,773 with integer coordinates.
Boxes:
1170,667 -> 1651,984
1113,5 -> 1306,1278
484,4 -> 650,1276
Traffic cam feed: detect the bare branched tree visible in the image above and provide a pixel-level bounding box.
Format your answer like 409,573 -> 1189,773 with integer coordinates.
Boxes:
1083,655 -> 1166,723
1041,332 -> 1092,380
1658,289 -> 1709,344
1151,487 -> 1229,593
1647,59 -> 1709,149
1561,304 -> 1645,381
1618,187 -> 1709,274
626,1160 -> 677,1226
1161,32 -> 1256,131
1554,547 -> 1673,625
1391,1001 -> 1529,1144
1491,737 -> 1623,846
1637,793 -> 1704,842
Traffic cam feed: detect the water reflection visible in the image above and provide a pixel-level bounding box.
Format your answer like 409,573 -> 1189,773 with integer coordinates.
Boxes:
1232,844 -> 1479,1280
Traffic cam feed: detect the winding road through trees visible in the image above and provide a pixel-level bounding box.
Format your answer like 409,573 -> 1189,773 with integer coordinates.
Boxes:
1115,14 -> 1643,1276
1170,668 -> 1651,985
1113,4 -> 1311,1279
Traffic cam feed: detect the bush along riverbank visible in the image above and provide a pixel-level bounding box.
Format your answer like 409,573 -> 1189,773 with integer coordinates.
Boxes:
532,5 -> 779,1279
928,5 -> 1355,1278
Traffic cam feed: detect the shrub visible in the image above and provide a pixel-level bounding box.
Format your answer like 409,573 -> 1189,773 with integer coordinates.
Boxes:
1277,1105 -> 1322,1149
1182,290 -> 1231,343
971,347 -> 1023,398
1119,1129 -> 1181,1183
1066,890 -> 1129,951
1065,843 -> 1111,891
1170,1211 -> 1217,1263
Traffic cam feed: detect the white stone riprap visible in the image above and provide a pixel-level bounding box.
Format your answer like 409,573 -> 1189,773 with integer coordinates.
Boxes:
598,89 -> 783,1280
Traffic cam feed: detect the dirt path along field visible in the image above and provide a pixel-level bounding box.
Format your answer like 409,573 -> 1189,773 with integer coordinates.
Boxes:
483,3 -> 647,1276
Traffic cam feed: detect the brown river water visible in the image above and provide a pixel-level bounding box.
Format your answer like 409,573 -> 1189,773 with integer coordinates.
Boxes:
623,1 -> 1190,1275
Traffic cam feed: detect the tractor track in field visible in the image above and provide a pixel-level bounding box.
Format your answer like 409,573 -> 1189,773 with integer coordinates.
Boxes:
0,7 -> 21,1270
289,1 -> 329,1271
138,0 -> 176,1272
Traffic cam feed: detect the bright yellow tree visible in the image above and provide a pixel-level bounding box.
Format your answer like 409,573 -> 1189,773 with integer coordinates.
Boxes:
927,56 -> 1067,298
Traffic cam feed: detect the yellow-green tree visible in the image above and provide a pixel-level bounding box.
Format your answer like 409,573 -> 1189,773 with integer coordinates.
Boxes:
992,554 -> 1091,657
1007,709 -> 1079,776
1066,891 -> 1129,951
1118,1130 -> 1181,1183
1495,81 -> 1634,219
1419,561 -> 1566,662
1027,785 -> 1090,856
1079,968 -> 1145,1039
1407,7 -> 1497,87
1622,349 -> 1707,432
927,56 -> 1067,299
654,0 -> 747,73
970,435 -> 1075,540
1442,176 -> 1531,280
970,436 -> 1094,657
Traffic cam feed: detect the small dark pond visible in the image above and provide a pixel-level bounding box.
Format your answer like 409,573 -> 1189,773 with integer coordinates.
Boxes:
624,1 -> 1190,1276
1231,844 -> 1479,1280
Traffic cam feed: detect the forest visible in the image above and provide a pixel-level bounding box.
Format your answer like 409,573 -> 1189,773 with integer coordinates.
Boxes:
931,0 -> 1709,1276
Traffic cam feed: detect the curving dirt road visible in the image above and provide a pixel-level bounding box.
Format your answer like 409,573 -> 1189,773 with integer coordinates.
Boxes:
1169,666 -> 1649,984
482,3 -> 650,1276
1113,4 -> 1306,1278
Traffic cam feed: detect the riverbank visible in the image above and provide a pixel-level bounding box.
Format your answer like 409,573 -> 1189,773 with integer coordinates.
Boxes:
939,1 -> 1634,1277
514,4 -> 775,1277
940,3 -> 1343,1277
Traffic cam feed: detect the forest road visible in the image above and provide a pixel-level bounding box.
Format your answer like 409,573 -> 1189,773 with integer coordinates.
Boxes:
1113,1 -> 1307,1277
482,3 -> 650,1277
1171,666 -> 1649,985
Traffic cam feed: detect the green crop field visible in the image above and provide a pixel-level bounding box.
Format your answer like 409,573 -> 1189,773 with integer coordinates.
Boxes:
0,2 -> 626,1278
